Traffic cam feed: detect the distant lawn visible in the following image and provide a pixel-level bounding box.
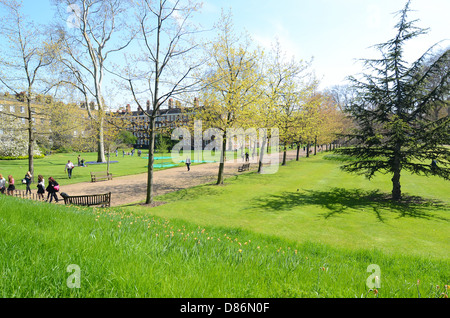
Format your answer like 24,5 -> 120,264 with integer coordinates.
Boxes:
0,150 -> 182,190
0,149 -> 246,191
130,152 -> 449,261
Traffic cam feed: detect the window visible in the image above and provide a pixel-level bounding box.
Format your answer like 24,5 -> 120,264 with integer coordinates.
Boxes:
10,105 -> 15,112
20,106 -> 25,113
22,118 -> 26,124
73,131 -> 77,136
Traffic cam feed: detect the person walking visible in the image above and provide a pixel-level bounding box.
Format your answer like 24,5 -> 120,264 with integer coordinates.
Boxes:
7,175 -> 15,196
46,177 -> 59,203
0,174 -> 6,194
185,157 -> 191,171
65,160 -> 75,179
37,175 -> 45,200
24,171 -> 32,195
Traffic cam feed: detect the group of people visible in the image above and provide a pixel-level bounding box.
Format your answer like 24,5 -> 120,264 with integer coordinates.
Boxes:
0,172 -> 60,203
119,149 -> 142,157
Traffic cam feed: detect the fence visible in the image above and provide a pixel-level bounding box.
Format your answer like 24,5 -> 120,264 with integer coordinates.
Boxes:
7,190 -> 50,202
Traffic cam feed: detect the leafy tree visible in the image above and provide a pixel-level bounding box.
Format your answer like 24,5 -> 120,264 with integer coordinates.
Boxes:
117,130 -> 137,147
262,41 -> 313,166
337,1 -> 450,201
196,10 -> 264,184
0,113 -> 41,158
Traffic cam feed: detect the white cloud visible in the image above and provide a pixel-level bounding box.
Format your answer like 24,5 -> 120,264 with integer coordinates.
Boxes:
252,20 -> 304,61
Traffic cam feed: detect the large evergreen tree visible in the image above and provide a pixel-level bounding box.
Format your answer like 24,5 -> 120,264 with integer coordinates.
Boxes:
337,1 -> 450,201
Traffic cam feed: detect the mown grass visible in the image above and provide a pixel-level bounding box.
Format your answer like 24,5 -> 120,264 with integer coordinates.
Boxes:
0,195 -> 448,298
131,152 -> 449,261
0,150 -> 181,190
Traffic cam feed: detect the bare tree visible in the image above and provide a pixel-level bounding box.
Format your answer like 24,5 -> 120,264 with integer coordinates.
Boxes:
112,0 -> 203,204
52,0 -> 134,162
0,0 -> 55,181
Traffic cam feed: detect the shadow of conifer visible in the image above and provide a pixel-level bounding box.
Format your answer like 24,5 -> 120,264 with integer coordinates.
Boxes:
251,187 -> 449,223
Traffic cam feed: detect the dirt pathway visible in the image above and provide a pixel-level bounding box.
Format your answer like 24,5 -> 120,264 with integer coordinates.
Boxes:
56,149 -> 317,207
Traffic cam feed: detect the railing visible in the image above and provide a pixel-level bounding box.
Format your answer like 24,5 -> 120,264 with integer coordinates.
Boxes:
6,190 -> 49,202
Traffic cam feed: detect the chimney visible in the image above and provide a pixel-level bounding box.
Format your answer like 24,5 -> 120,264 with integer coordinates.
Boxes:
126,104 -> 131,113
146,100 -> 150,112
194,97 -> 199,107
168,98 -> 173,109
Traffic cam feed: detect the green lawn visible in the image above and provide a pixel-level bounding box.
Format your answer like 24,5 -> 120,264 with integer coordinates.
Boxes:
131,153 -> 449,261
0,150 -> 182,190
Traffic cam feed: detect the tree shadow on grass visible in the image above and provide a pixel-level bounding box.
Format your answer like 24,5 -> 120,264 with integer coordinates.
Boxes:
251,187 -> 449,223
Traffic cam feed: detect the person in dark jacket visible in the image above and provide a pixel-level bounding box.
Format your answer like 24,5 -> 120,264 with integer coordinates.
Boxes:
24,171 -> 32,195
46,177 -> 59,203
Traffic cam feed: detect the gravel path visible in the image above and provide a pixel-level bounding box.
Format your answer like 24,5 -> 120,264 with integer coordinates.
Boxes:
54,149 -> 315,207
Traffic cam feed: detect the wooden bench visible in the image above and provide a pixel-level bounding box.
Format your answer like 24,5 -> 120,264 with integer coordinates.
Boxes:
90,171 -> 113,182
61,192 -> 111,208
238,163 -> 250,172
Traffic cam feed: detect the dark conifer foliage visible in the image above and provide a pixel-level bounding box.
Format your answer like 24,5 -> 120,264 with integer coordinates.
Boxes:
337,1 -> 450,201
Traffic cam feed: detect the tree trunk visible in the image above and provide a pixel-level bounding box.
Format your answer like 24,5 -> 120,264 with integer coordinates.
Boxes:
314,136 -> 317,155
391,147 -> 402,200
306,143 -> 310,158
146,118 -> 156,204
391,169 -> 402,201
296,139 -> 301,161
258,130 -> 267,174
282,144 -> 287,166
27,96 -> 34,183
217,131 -> 227,185
97,115 -> 106,163
106,144 -> 110,174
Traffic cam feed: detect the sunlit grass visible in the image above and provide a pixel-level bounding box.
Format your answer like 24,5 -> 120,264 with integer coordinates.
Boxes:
0,196 -> 448,298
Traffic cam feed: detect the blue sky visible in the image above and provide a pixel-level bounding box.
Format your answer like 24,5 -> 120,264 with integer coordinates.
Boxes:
16,0 -> 450,104
197,0 -> 450,89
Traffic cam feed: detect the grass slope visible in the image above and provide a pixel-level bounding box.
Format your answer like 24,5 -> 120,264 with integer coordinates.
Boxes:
0,196 -> 448,298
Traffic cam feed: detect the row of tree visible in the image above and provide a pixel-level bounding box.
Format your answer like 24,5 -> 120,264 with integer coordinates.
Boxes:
191,13 -> 348,184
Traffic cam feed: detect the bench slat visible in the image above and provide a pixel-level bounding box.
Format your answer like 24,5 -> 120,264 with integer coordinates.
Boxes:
62,192 -> 111,208
90,171 -> 113,183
